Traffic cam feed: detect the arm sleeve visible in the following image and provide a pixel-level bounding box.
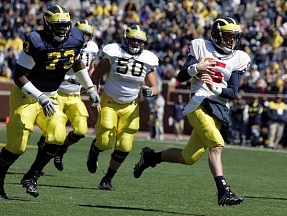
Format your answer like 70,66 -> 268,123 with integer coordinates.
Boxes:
220,70 -> 242,100
177,55 -> 198,82
16,51 -> 35,69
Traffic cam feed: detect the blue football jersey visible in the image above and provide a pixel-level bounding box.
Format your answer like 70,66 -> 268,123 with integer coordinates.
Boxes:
22,28 -> 84,92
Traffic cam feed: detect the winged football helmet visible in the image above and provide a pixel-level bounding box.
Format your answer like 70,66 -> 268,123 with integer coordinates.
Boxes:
43,5 -> 71,42
122,24 -> 147,55
211,17 -> 241,54
75,19 -> 93,44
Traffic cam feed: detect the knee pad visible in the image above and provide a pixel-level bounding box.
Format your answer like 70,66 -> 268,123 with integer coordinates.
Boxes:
72,117 -> 88,136
45,120 -> 67,145
67,131 -> 85,143
183,148 -> 205,165
111,150 -> 129,163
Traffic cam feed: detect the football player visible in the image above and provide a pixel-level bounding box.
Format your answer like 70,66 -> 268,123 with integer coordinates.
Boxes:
87,24 -> 159,190
0,5 -> 100,199
37,19 -> 99,172
133,17 -> 251,206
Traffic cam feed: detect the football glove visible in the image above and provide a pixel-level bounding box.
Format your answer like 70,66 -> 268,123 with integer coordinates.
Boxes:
66,77 -> 81,86
142,85 -> 153,97
38,94 -> 58,117
88,90 -> 100,107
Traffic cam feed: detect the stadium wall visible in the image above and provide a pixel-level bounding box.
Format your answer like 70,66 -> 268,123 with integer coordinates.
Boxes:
0,82 -> 280,135
0,81 -> 192,134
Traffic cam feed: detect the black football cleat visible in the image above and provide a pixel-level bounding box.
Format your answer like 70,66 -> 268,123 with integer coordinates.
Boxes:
54,154 -> 64,171
218,186 -> 243,206
133,147 -> 156,178
39,171 -> 46,176
20,177 -> 39,198
0,187 -> 8,199
87,140 -> 99,174
54,145 -> 67,171
98,177 -> 115,191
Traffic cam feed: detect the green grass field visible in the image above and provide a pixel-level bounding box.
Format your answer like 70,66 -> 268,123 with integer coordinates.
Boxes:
1,129 -> 287,216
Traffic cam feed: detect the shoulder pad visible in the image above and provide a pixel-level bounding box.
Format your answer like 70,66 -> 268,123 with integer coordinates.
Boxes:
23,31 -> 44,55
70,28 -> 84,44
140,50 -> 159,67
236,51 -> 251,73
102,43 -> 121,56
188,38 -> 207,58
89,41 -> 99,52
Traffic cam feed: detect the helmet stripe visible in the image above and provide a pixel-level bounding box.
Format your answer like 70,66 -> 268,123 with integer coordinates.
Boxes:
229,17 -> 237,24
216,18 -> 229,25
56,5 -> 63,13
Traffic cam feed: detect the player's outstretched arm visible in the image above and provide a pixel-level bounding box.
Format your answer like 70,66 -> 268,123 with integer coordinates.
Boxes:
73,58 -> 100,107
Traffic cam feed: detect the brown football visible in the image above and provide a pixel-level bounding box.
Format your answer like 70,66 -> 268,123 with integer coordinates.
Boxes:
203,57 -> 216,63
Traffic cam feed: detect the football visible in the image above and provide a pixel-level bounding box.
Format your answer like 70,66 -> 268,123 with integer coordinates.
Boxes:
203,57 -> 216,63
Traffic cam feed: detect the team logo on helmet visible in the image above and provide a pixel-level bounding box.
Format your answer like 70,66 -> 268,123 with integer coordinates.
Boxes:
122,24 -> 147,55
75,19 -> 94,45
43,5 -> 71,42
211,17 -> 241,54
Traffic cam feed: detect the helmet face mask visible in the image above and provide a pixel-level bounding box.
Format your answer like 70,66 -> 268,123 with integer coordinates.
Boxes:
122,24 -> 147,55
211,17 -> 241,54
75,19 -> 93,44
43,5 -> 71,42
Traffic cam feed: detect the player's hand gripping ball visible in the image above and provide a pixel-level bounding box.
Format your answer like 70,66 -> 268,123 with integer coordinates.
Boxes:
195,57 -> 216,78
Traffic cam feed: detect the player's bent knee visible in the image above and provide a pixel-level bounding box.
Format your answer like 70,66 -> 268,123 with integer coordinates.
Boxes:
6,124 -> 32,154
184,158 -> 198,165
183,149 -> 205,165
46,125 -> 67,145
72,126 -> 87,137
72,117 -> 88,136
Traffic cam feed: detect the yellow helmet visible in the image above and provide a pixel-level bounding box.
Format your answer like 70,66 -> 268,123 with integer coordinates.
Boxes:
122,24 -> 147,55
75,19 -> 93,36
43,5 -> 71,42
211,17 -> 241,54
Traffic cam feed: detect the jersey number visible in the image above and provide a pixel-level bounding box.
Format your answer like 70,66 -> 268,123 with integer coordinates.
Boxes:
116,58 -> 144,77
80,53 -> 90,67
212,61 -> 225,83
46,50 -> 75,70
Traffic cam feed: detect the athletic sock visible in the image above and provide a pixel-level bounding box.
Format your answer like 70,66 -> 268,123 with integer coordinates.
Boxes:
214,176 -> 227,191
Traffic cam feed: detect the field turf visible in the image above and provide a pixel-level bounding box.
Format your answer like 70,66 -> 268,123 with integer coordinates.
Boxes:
0,130 -> 287,216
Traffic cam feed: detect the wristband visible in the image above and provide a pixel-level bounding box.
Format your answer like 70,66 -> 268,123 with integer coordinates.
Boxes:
212,86 -> 222,95
74,68 -> 93,90
187,64 -> 198,77
21,82 -> 43,100
64,75 -> 70,81
86,86 -> 95,93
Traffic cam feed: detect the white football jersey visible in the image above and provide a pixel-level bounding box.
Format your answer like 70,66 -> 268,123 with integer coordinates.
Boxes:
183,38 -> 250,115
103,43 -> 159,103
58,40 -> 99,94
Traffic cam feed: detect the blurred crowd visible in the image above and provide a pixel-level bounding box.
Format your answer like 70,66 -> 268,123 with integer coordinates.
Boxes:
225,93 -> 287,149
1,0 -> 287,147
0,0 -> 287,93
